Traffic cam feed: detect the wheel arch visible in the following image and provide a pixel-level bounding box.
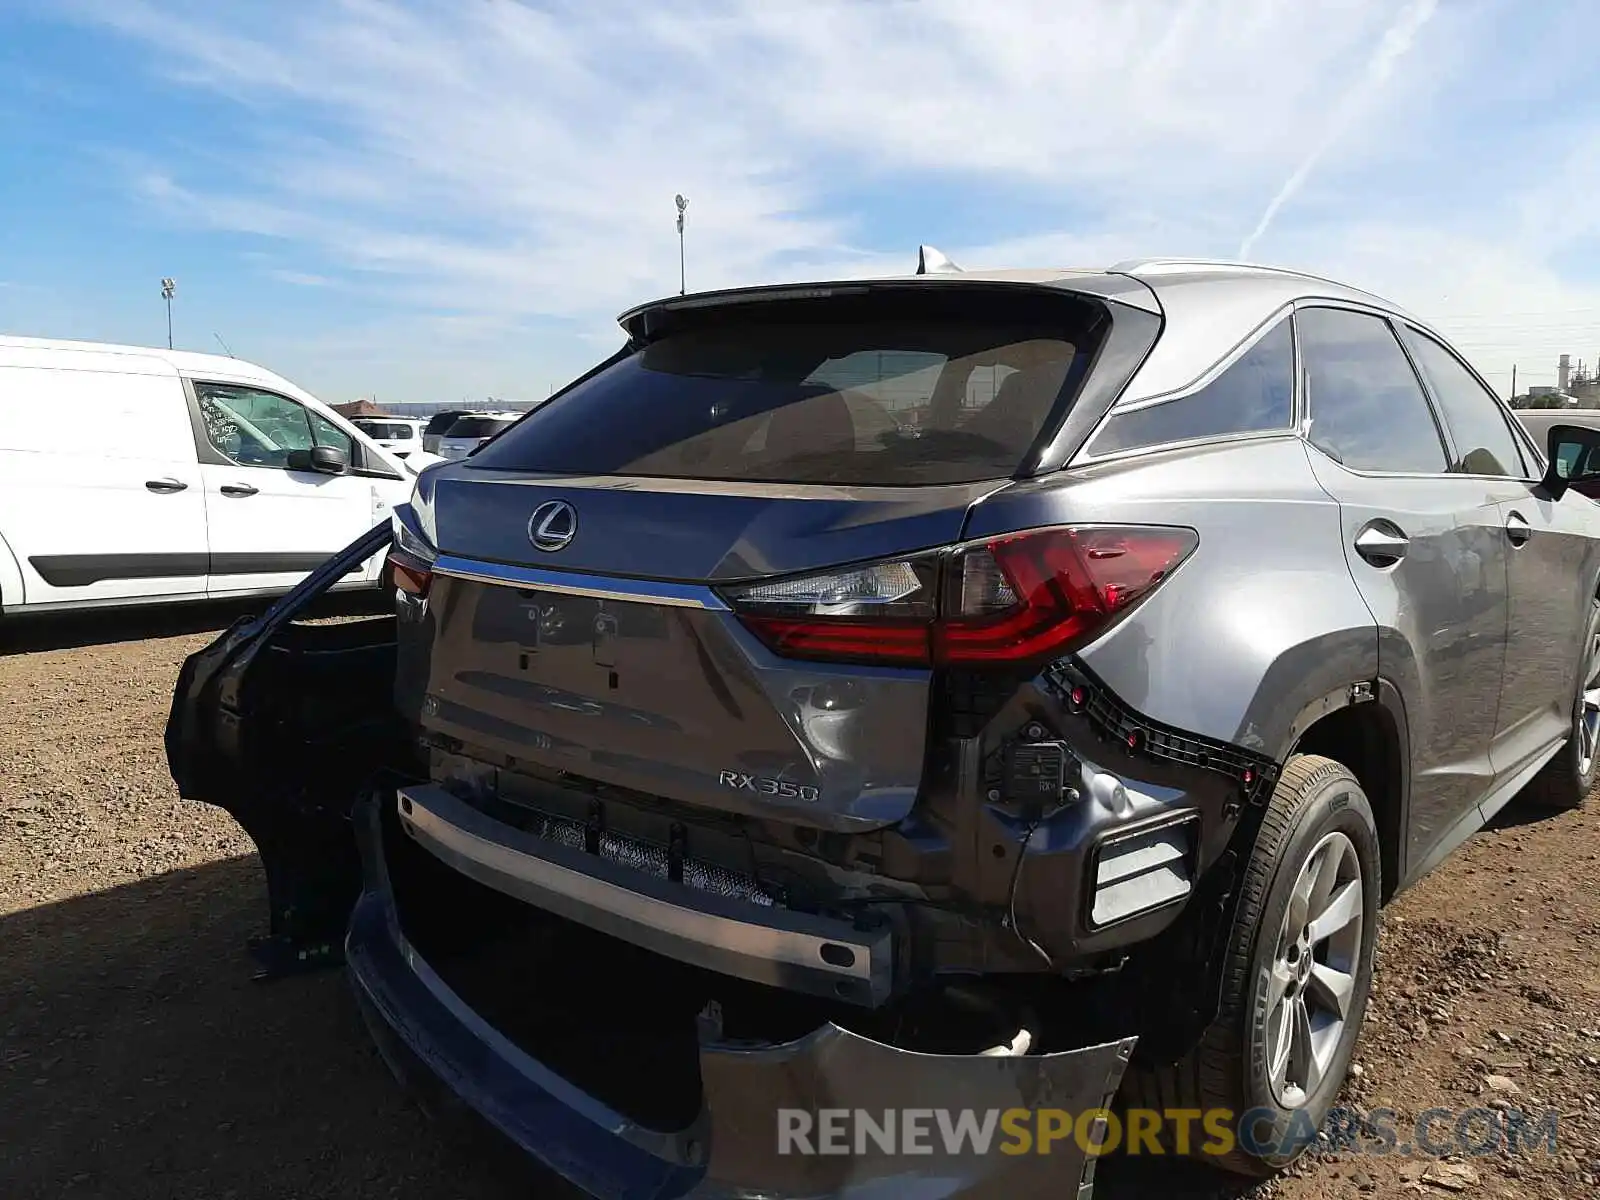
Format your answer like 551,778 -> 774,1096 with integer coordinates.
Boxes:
1285,680 -> 1409,903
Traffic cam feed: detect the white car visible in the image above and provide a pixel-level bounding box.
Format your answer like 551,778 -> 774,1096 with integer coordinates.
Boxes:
434,411 -> 523,460
351,416 -> 426,459
0,335 -> 422,615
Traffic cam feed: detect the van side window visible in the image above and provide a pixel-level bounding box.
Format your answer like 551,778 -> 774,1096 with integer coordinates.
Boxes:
307,410 -> 354,459
1089,317 -> 1294,456
195,383 -> 350,469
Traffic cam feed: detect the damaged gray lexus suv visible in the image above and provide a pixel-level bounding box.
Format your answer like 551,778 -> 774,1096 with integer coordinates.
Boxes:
169,255 -> 1600,1198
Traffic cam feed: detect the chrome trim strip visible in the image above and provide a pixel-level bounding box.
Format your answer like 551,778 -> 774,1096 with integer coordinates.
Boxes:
397,784 -> 890,1005
431,554 -> 728,610
453,472 -> 995,501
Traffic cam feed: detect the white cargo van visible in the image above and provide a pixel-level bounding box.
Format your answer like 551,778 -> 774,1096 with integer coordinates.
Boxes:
0,336 -> 419,615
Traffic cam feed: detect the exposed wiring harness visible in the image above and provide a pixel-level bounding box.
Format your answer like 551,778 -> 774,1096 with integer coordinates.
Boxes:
1003,816 -> 1054,969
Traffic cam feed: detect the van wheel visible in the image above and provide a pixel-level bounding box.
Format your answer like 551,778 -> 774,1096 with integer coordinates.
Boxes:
1122,754 -> 1380,1177
1521,596 -> 1600,811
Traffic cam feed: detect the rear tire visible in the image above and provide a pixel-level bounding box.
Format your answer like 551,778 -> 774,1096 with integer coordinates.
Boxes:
1520,596 -> 1600,812
1121,754 -> 1380,1177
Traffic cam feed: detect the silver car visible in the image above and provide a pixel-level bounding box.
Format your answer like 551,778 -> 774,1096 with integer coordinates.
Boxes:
170,254 -> 1600,1197
434,411 -> 522,460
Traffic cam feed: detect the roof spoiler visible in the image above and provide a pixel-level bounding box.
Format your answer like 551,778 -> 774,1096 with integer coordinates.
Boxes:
916,245 -> 963,275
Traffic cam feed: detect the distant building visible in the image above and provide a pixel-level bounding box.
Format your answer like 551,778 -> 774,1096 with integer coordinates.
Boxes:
328,397 -> 549,418
333,398 -> 391,418
380,399 -> 547,417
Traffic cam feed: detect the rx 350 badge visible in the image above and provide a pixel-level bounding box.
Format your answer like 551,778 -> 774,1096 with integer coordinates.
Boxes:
718,770 -> 820,803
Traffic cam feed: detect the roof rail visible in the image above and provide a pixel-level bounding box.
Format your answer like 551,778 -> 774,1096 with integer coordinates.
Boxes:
1111,256 -> 1368,289
1108,257 -> 1426,326
1108,257 -> 1269,274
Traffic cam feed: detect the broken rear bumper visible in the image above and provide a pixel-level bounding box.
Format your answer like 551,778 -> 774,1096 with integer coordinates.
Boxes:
346,791 -> 1138,1199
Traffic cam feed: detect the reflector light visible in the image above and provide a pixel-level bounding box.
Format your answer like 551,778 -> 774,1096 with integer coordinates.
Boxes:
733,560 -> 927,616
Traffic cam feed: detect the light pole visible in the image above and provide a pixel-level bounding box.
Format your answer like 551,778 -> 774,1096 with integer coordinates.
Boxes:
675,194 -> 688,295
160,278 -> 176,349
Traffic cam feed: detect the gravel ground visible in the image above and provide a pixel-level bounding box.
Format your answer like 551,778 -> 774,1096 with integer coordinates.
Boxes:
1,603 -> 1597,1200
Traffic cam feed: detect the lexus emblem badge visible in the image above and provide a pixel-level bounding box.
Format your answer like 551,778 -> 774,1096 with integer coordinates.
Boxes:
527,500 -> 578,553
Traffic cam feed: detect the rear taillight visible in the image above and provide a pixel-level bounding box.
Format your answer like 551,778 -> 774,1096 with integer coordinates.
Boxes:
722,558 -> 938,665
721,525 -> 1197,668
389,504 -> 437,597
389,549 -> 433,597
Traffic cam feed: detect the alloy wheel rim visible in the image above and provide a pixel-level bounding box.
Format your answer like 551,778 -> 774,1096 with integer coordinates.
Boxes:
1266,828 -> 1364,1109
1577,629 -> 1600,779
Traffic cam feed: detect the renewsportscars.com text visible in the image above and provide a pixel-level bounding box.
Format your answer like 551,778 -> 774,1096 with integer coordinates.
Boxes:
776,1105 -> 1562,1159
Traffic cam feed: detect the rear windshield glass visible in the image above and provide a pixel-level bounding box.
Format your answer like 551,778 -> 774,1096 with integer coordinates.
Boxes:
468,295 -> 1107,485
354,420 -> 414,440
425,412 -> 466,435
446,416 -> 516,438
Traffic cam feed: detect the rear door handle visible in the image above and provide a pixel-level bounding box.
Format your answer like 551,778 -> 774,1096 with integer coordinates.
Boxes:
1354,522 -> 1409,567
1506,511 -> 1532,547
145,478 -> 188,494
220,483 -> 259,498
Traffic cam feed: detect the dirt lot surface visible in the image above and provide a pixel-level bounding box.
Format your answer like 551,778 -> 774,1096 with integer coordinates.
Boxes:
2,604 -> 1598,1200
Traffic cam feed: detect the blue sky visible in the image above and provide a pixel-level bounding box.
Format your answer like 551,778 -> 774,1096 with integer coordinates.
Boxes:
3,0 -> 1600,403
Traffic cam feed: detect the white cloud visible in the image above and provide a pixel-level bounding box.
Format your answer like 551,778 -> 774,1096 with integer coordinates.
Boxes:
264,269 -> 333,288
1239,0 -> 1439,258
53,0 -> 1600,398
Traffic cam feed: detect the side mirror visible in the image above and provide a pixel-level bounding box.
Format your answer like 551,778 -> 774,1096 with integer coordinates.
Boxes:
287,445 -> 350,476
1540,424 -> 1600,500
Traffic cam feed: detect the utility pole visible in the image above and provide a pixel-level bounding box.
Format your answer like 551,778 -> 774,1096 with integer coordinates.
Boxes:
675,194 -> 688,295
1511,364 -> 1517,401
161,278 -> 176,349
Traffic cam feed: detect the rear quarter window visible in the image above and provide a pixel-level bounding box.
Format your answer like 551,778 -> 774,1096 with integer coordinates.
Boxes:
467,292 -> 1113,486
1089,316 -> 1294,456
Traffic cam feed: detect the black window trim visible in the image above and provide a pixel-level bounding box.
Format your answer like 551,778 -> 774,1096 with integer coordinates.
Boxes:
1075,302 -> 1301,465
1291,298 -> 1458,480
1511,412 -> 1553,475
180,378 -> 404,480
1395,322 -> 1540,484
